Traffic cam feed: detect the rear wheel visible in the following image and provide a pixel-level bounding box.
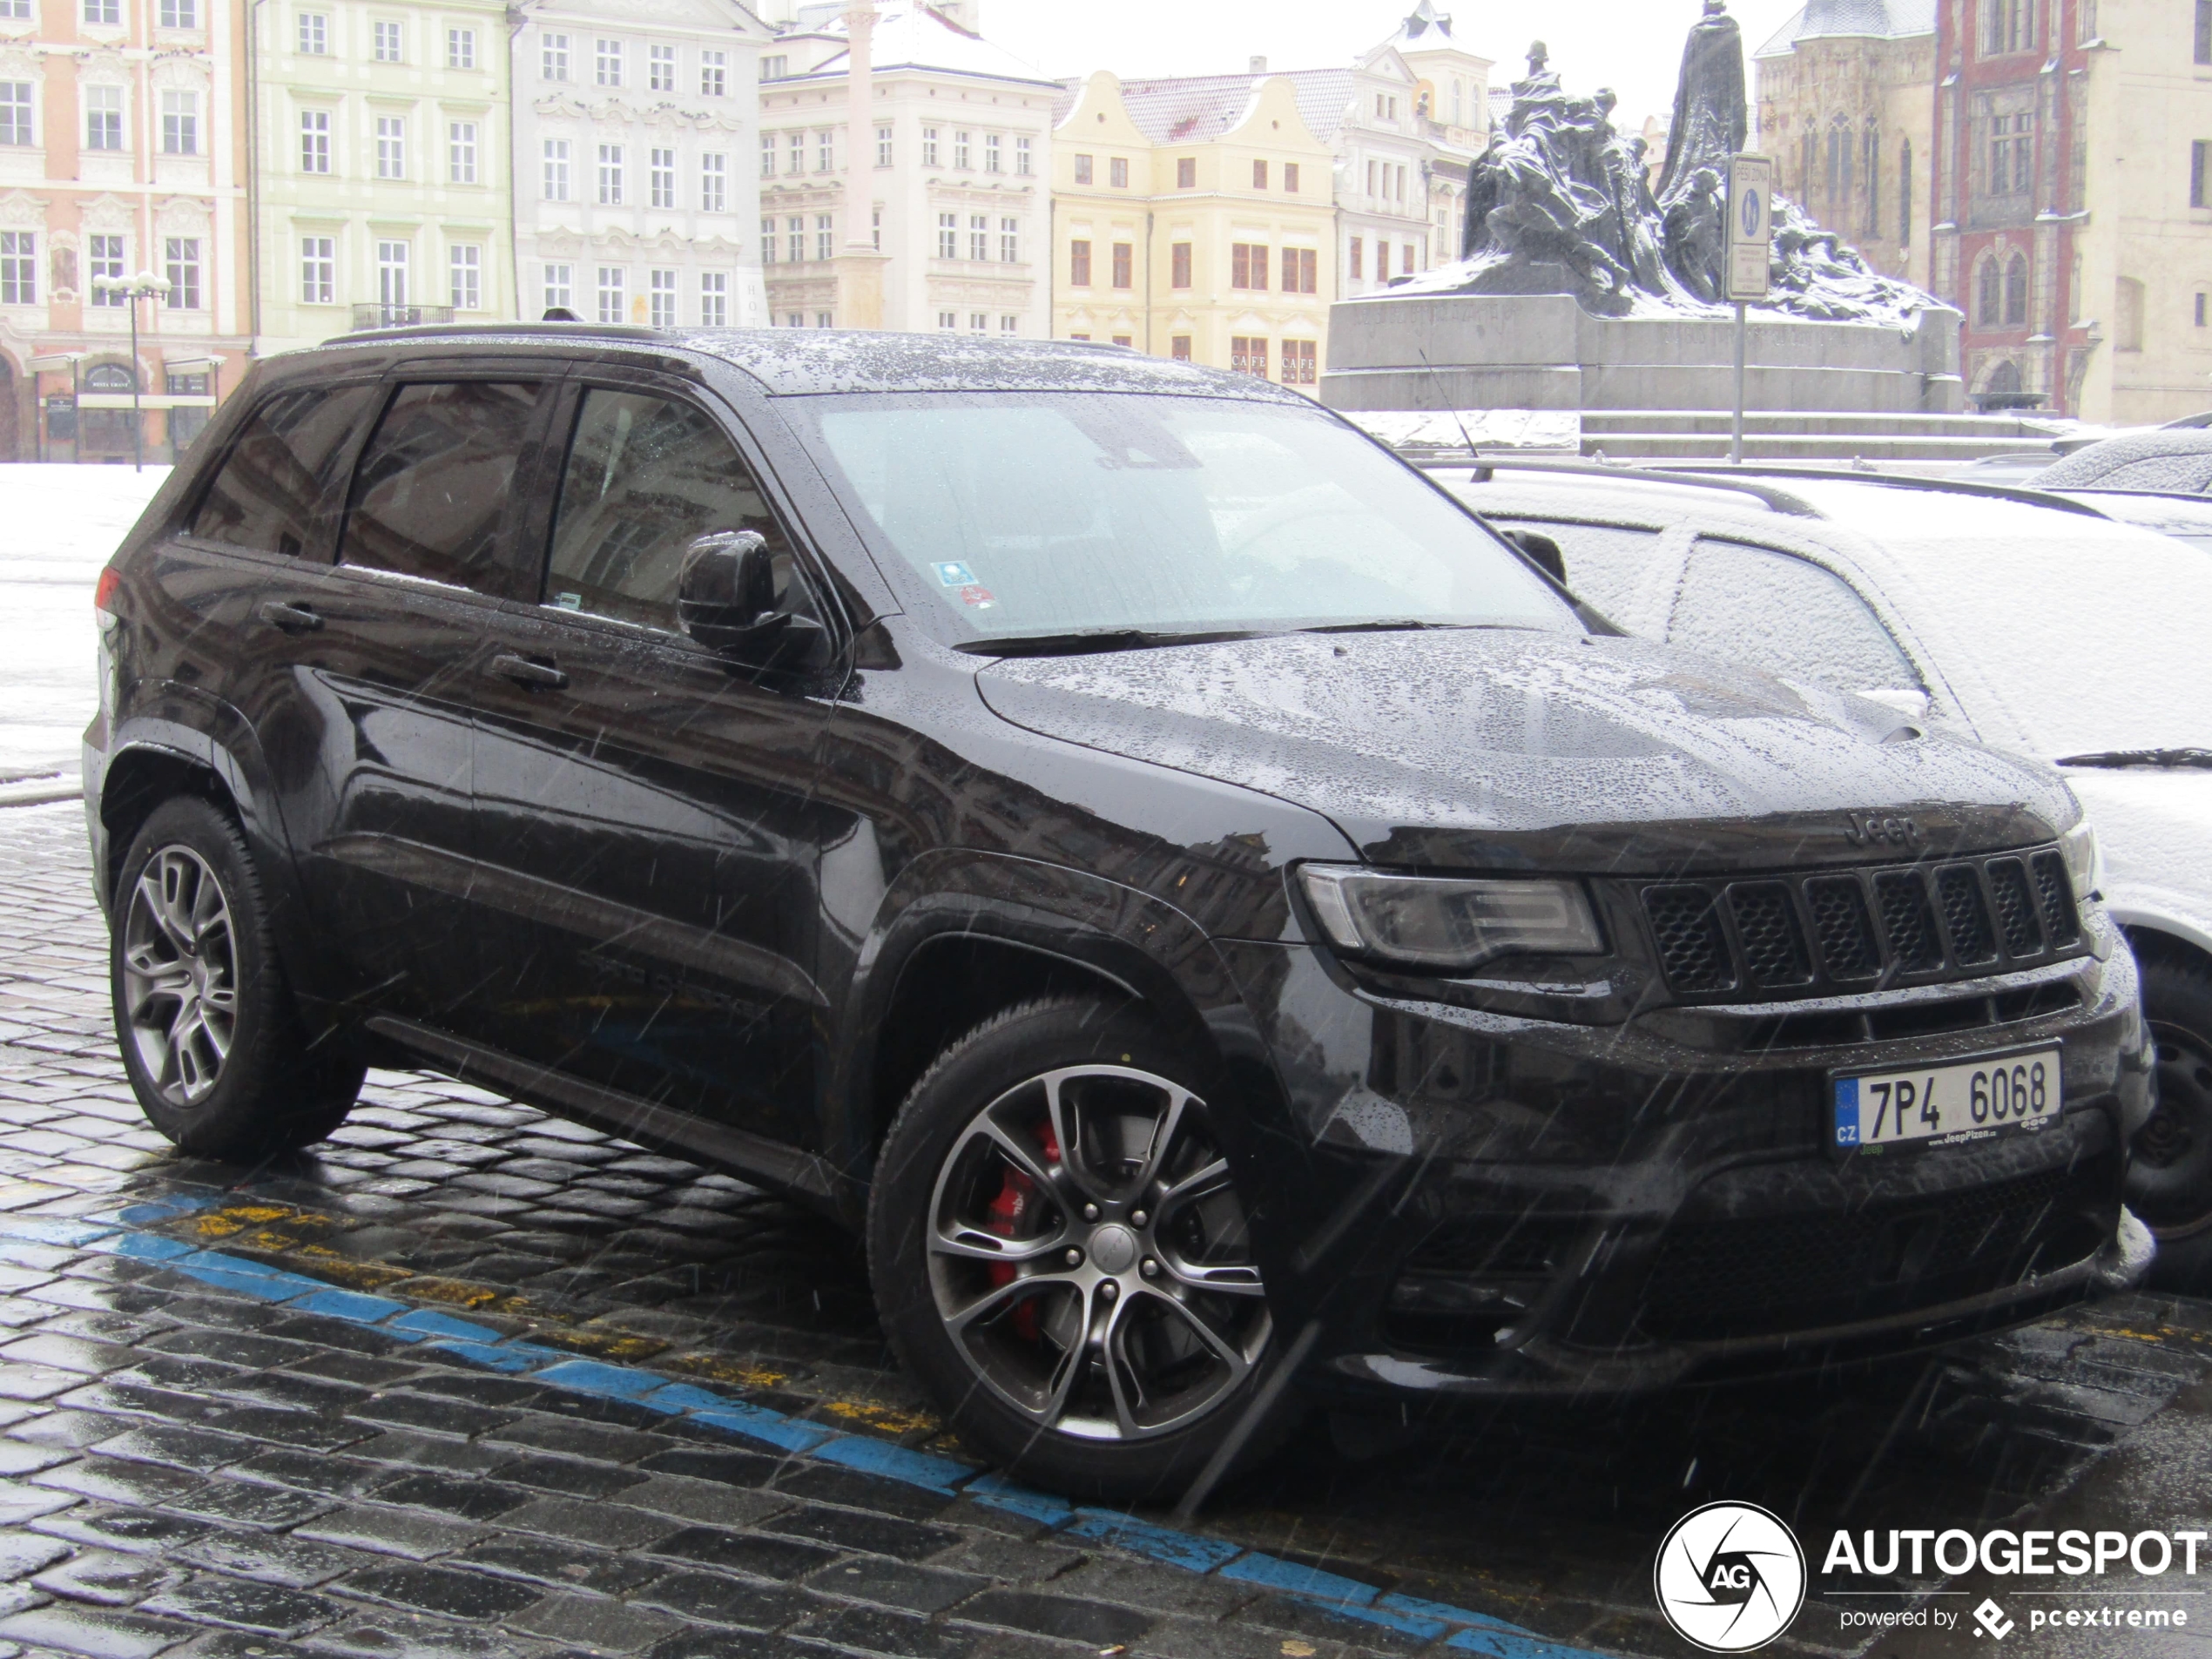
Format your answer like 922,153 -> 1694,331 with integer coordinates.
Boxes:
111,797 -> 363,1159
2128,946 -> 2212,1291
867,997 -> 1295,1502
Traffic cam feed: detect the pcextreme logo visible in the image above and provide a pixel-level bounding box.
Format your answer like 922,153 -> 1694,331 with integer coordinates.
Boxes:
1654,1502 -> 1809,1653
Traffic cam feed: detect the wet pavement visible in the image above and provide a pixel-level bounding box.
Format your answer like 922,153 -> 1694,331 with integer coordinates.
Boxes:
3,793 -> 2211,1659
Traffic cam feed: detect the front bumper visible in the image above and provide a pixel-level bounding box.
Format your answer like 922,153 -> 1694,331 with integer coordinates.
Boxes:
1215,932 -> 2155,1403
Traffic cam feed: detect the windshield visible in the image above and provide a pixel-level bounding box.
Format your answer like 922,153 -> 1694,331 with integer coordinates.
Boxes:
792,393 -> 1576,643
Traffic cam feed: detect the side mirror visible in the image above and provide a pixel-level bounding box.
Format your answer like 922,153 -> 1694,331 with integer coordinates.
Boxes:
1502,527 -> 1568,585
1857,686 -> 1932,721
677,530 -> 828,672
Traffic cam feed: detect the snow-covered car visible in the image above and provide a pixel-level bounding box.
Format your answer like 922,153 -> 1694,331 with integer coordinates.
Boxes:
2034,428 -> 2212,495
1445,462 -> 2212,1283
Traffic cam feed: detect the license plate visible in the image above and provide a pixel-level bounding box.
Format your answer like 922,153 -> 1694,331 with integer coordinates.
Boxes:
1833,1047 -> 2061,1151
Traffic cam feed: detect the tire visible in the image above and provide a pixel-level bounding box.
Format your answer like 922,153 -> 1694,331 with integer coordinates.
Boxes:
867,996 -> 1299,1503
110,796 -> 363,1160
2128,943 -> 2212,1292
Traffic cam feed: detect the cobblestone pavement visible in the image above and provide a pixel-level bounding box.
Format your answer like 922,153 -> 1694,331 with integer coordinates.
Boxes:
2,796 -> 2210,1659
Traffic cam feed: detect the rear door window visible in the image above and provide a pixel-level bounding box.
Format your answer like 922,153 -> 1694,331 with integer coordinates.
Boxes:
1668,536 -> 1920,692
189,384 -> 382,557
543,388 -> 799,631
340,381 -> 545,591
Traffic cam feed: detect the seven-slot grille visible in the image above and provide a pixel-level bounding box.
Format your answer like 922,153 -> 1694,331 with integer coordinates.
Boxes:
1641,848 -> 2082,1001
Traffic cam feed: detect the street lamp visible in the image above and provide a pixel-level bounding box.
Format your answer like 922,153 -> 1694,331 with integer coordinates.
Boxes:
89,270 -> 172,472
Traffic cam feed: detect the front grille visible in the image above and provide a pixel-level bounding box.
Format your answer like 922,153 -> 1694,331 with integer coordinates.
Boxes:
1637,1160 -> 2114,1342
1641,846 -> 2090,1003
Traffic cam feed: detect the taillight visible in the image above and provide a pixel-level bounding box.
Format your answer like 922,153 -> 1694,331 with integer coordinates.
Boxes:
93,569 -> 121,613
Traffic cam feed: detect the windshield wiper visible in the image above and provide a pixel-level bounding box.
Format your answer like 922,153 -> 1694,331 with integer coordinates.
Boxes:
957,627 -> 1269,658
1298,619 -> 1483,636
2056,747 -> 2212,770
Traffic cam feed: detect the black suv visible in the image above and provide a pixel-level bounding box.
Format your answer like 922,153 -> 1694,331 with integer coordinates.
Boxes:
85,327 -> 2154,1501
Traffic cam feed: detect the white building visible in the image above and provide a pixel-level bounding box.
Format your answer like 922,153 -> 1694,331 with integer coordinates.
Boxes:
752,0 -> 1055,334
513,0 -> 772,329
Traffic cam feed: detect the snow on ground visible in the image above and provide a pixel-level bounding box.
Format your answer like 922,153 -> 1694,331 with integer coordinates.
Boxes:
0,464 -> 170,779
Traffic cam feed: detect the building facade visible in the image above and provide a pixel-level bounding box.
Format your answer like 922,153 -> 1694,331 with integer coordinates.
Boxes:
1391,1 -> 1490,267
514,0 -> 769,332
1050,71 -> 1334,381
0,0 -> 249,462
1754,0 -> 1936,290
752,0 -> 1055,334
250,0 -> 515,354
1932,0 -> 2212,421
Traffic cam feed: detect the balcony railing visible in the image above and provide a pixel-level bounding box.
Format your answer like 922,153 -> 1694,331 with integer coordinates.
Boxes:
351,304 -> 456,329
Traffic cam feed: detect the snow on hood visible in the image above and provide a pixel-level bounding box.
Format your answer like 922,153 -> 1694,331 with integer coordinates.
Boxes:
975,629 -> 2075,872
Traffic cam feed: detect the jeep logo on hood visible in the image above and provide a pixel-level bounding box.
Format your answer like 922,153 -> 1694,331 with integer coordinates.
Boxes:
1844,812 -> 1920,849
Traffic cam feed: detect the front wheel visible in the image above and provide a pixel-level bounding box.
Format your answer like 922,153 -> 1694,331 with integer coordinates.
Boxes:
2129,946 -> 2212,1291
867,997 -> 1295,1502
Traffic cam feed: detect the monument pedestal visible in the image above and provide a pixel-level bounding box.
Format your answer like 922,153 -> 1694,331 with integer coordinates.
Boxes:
1318,290 -> 1966,415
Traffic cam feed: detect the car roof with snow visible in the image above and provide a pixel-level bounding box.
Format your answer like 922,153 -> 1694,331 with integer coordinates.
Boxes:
2033,428 -> 2212,494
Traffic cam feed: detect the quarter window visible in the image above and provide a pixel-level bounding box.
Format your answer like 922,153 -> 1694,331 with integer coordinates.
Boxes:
192,386 -> 382,556
342,381 -> 544,591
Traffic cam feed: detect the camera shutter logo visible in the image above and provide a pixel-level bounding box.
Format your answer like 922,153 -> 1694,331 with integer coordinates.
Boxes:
1654,1501 -> 1807,1652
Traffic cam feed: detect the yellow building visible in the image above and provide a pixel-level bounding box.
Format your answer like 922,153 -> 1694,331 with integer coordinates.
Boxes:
1051,71 -> 1333,387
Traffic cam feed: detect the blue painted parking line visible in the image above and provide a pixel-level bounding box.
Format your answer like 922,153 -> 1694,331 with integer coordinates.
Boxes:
4,1203 -> 1615,1659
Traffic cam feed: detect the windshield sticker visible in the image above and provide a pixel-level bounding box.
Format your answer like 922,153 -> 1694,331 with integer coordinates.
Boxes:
933,562 -> 977,587
956,584 -> 996,609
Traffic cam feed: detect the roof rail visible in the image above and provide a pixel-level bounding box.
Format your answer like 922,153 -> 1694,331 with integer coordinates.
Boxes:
1434,454 -> 1824,518
1655,462 -> 2114,520
335,320 -> 671,343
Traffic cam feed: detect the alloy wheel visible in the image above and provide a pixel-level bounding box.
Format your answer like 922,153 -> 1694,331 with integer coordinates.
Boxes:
2134,1020 -> 2212,1238
120,845 -> 238,1108
925,1064 -> 1270,1442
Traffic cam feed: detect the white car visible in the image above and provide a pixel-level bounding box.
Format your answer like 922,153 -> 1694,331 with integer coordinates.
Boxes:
1442,462 -> 2212,1284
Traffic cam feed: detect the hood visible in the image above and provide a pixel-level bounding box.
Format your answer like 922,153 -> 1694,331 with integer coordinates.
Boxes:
976,631 -> 2076,873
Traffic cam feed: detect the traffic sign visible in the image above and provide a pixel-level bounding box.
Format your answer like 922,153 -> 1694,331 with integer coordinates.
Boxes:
1726,153 -> 1773,303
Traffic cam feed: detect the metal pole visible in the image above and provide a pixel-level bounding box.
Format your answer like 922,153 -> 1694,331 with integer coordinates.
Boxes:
1731,300 -> 1747,466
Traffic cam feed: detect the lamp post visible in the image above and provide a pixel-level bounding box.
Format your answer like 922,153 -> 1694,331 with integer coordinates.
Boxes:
90,270 -> 172,472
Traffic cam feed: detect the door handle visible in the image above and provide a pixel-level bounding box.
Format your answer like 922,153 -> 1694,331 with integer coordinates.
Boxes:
489,652 -> 567,691
256,599 -> 323,633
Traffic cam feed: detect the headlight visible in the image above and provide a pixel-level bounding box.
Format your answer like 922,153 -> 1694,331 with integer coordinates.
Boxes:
1298,865 -> 1603,972
2060,819 -> 2103,902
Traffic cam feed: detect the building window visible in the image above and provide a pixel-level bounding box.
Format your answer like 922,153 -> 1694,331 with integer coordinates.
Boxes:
1281,340 -> 1317,385
2004,253 -> 2029,324
1280,246 -> 1316,293
374,115 -> 404,179
0,230 -> 31,303
1111,241 -> 1132,287
1001,314 -> 1017,334
449,244 -> 481,309
700,51 -> 725,97
786,313 -> 803,327
158,236 -> 199,307
1110,155 -> 1129,187
871,206 -> 880,249
597,266 -> 625,324
89,233 -> 125,303
2116,274 -> 2145,349
373,18 -> 400,61
1074,153 -> 1092,185
1001,217 -> 1020,262
1230,336 -> 1266,377
700,153 -> 725,212
786,216 -> 803,263
970,312 -> 988,333
649,44 -> 675,92
1404,241 -> 1418,276
376,239 -> 408,305
161,90 -> 198,155
1069,238 -> 1090,285
817,312 -> 833,328
543,139 -> 570,200
1177,156 -> 1196,189
1864,124 -> 1879,235
701,271 -> 727,327
818,214 -> 835,260
922,127 -> 939,166
787,132 -> 803,174
1977,256 -> 2000,324
1231,243 -> 1268,289
1349,236 -> 1363,279
759,217 -> 775,264
299,11 -> 326,52
1111,334 -> 1132,347
84,85 -> 123,151
760,133 -> 775,179
941,212 -> 960,260
1990,112 -> 2033,193
1285,162 -> 1300,193
543,262 -> 572,313
447,27 -> 474,68
651,147 -> 675,209
985,132 -> 1001,172
1170,335 -> 1191,361
1068,333 -> 1089,340
542,31 -> 569,80
1826,121 -> 1851,209
1170,242 -> 1191,287
760,54 -> 786,80
299,108 -> 329,172
598,144 -> 624,205
158,0 -> 196,26
877,125 -> 893,167
596,38 -> 623,86
300,235 -> 333,304
817,129 -> 833,172
1983,0 -> 2032,54
648,267 -> 677,327
2193,139 -> 2211,208
1899,138 -> 1913,244
449,122 -> 476,185
1252,159 -> 1268,189
1016,135 -> 1032,174
970,214 -> 988,260
2198,292 -> 2208,327
938,311 -> 956,331
954,129 -> 970,169
83,0 -> 117,23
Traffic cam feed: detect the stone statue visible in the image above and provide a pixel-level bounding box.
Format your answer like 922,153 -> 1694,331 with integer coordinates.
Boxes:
1415,0 -> 1941,326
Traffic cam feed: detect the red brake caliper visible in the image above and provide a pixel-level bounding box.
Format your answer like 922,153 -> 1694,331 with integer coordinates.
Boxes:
985,1123 -> 1061,1342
